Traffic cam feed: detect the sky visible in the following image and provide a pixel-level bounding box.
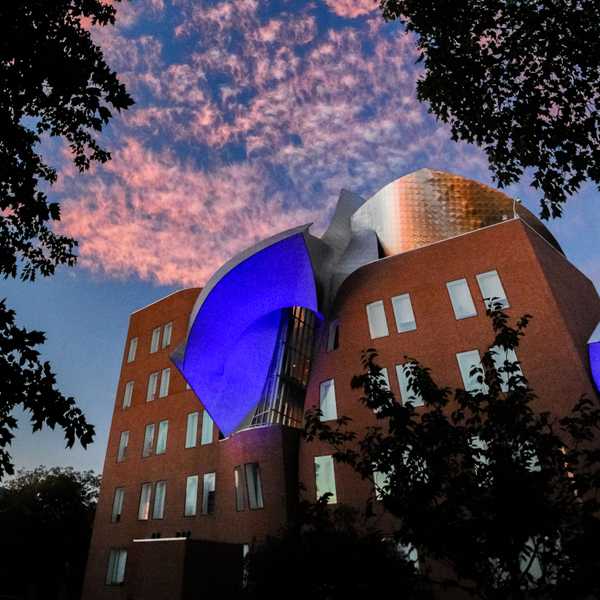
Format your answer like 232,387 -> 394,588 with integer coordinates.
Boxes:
5,0 -> 600,476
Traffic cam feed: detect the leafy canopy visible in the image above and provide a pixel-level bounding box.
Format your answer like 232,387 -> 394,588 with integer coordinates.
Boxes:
380,0 -> 600,218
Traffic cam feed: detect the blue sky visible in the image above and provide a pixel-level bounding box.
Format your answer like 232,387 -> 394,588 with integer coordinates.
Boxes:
6,0 -> 600,475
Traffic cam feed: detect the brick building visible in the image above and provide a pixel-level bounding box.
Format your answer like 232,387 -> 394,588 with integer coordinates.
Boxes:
82,170 -> 600,599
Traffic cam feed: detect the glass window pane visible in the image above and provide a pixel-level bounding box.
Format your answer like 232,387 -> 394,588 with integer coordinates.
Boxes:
152,481 -> 166,519
138,483 -> 152,520
373,470 -> 389,500
143,423 -> 155,457
185,412 -> 199,449
115,550 -> 127,583
159,368 -> 170,398
185,475 -> 198,516
314,455 -> 337,503
117,431 -> 129,462
395,363 -> 424,407
326,320 -> 340,351
122,381 -> 134,409
162,322 -> 173,348
156,420 -> 168,455
476,270 -> 509,309
106,550 -> 117,584
456,350 -> 488,394
391,293 -> 417,332
491,346 -> 523,392
446,279 -> 477,319
111,488 -> 125,522
234,466 -> 245,511
245,463 -> 264,509
150,327 -> 161,353
319,379 -> 337,421
146,372 -> 158,402
201,410 -> 213,445
202,472 -> 216,514
127,338 -> 137,363
366,300 -> 389,339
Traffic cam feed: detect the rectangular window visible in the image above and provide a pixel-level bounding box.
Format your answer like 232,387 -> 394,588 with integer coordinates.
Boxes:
106,549 -> 127,585
146,372 -> 159,402
326,320 -> 340,351
366,300 -> 389,339
156,420 -> 168,455
234,466 -> 245,511
150,326 -> 161,353
391,293 -> 417,332
476,270 -> 509,310
117,431 -> 129,462
162,322 -> 173,348
127,337 -> 137,363
446,278 -> 477,319
152,481 -> 166,519
142,423 -> 155,458
456,350 -> 488,394
491,346 -> 524,392
185,412 -> 199,448
245,463 -> 264,510
111,487 -> 125,523
201,410 -> 213,445
159,368 -> 170,398
373,470 -> 390,501
122,381 -> 134,409
319,379 -> 338,421
184,475 -> 198,517
395,363 -> 424,407
314,455 -> 337,503
202,472 -> 216,514
138,483 -> 152,520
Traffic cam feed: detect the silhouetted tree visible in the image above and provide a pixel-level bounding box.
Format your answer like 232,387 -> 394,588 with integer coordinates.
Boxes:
0,0 -> 133,477
0,466 -> 100,600
305,307 -> 600,599
379,0 -> 600,218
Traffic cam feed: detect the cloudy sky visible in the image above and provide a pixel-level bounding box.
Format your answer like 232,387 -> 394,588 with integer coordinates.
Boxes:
7,0 -> 600,474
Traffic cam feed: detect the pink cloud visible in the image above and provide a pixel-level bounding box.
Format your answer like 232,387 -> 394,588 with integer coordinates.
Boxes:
323,0 -> 379,18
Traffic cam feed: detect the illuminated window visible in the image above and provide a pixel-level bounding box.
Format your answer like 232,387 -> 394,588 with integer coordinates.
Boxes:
142,423 -> 155,458
395,363 -> 424,407
185,412 -> 199,448
490,346 -> 524,392
117,431 -> 129,462
106,549 -> 127,585
127,337 -> 137,363
146,372 -> 159,402
111,487 -> 125,523
391,293 -> 417,332
202,472 -> 216,514
152,481 -> 166,519
456,350 -> 488,394
155,420 -> 168,455
234,466 -> 245,511
476,270 -> 509,310
122,381 -> 134,409
184,475 -> 198,517
326,320 -> 340,351
366,300 -> 389,339
446,278 -> 477,319
245,463 -> 264,510
159,368 -> 170,398
162,322 -> 173,348
138,483 -> 152,520
319,379 -> 337,421
201,410 -> 213,445
314,455 -> 337,503
150,327 -> 161,353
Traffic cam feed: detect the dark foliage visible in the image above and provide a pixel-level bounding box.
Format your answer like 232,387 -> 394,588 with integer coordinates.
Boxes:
0,466 -> 100,600
379,0 -> 600,218
305,306 -> 600,599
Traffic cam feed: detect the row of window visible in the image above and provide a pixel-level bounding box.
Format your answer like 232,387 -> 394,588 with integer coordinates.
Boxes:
122,368 -> 171,409
116,410 -> 215,462
111,463 -> 264,524
364,269 -> 508,340
318,345 -> 523,418
126,321 -> 173,364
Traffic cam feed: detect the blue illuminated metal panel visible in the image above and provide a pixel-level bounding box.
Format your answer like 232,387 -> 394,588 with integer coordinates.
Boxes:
589,322 -> 600,393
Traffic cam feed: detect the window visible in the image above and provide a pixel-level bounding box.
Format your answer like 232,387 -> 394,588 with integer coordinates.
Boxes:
162,322 -> 173,348
122,381 -> 134,409
146,372 -> 159,402
111,488 -> 125,523
185,412 -> 199,448
476,270 -> 509,310
152,481 -> 166,519
201,410 -> 213,445
456,350 -> 488,394
397,542 -> 419,568
391,293 -> 417,332
156,420 -> 168,455
373,470 -> 390,500
446,278 -> 477,319
106,549 -> 127,585
245,463 -> 264,510
314,455 -> 337,503
491,346 -> 524,392
138,483 -> 152,520
202,472 -> 216,514
366,300 -> 389,339
326,320 -> 340,351
127,337 -> 137,363
150,327 -> 161,353
143,423 -> 156,458
319,379 -> 337,421
117,431 -> 129,462
159,368 -> 170,398
185,475 -> 198,516
234,466 -> 245,511
395,363 -> 424,407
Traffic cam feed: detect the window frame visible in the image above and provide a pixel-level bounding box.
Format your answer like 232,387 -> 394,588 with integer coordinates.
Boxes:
127,338 -> 137,363
395,362 -> 424,407
184,474 -> 199,517
117,431 -> 129,463
152,480 -> 167,519
244,463 -> 264,510
314,455 -> 337,504
122,381 -> 134,409
111,487 -> 125,523
319,378 -> 338,421
200,410 -> 213,445
234,466 -> 246,512
456,349 -> 489,394
185,412 -> 199,449
146,371 -> 159,402
158,368 -> 170,398
155,419 -> 168,455
446,278 -> 478,320
391,292 -> 417,333
150,327 -> 161,353
365,300 -> 389,339
162,322 -> 173,348
476,269 -> 509,310
106,548 -> 127,585
137,482 -> 152,520
142,423 -> 156,458
202,472 -> 216,515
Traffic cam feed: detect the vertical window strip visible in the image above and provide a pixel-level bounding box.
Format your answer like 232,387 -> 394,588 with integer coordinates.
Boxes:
234,466 -> 245,511
146,372 -> 159,402
111,487 -> 125,522
159,368 -> 170,398
201,410 -> 213,445
162,322 -> 173,348
138,483 -> 152,520
391,293 -> 417,332
185,412 -> 199,448
152,481 -> 166,519
366,300 -> 389,339
150,327 -> 161,353
456,350 -> 488,394
245,463 -> 264,509
314,455 -> 337,503
395,363 -> 424,407
446,278 -> 477,319
143,423 -> 155,457
127,338 -> 137,363
319,379 -> 338,421
202,472 -> 216,514
117,431 -> 129,462
156,420 -> 168,455
476,270 -> 509,309
185,475 -> 198,517
122,381 -> 134,409
106,549 -> 127,585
